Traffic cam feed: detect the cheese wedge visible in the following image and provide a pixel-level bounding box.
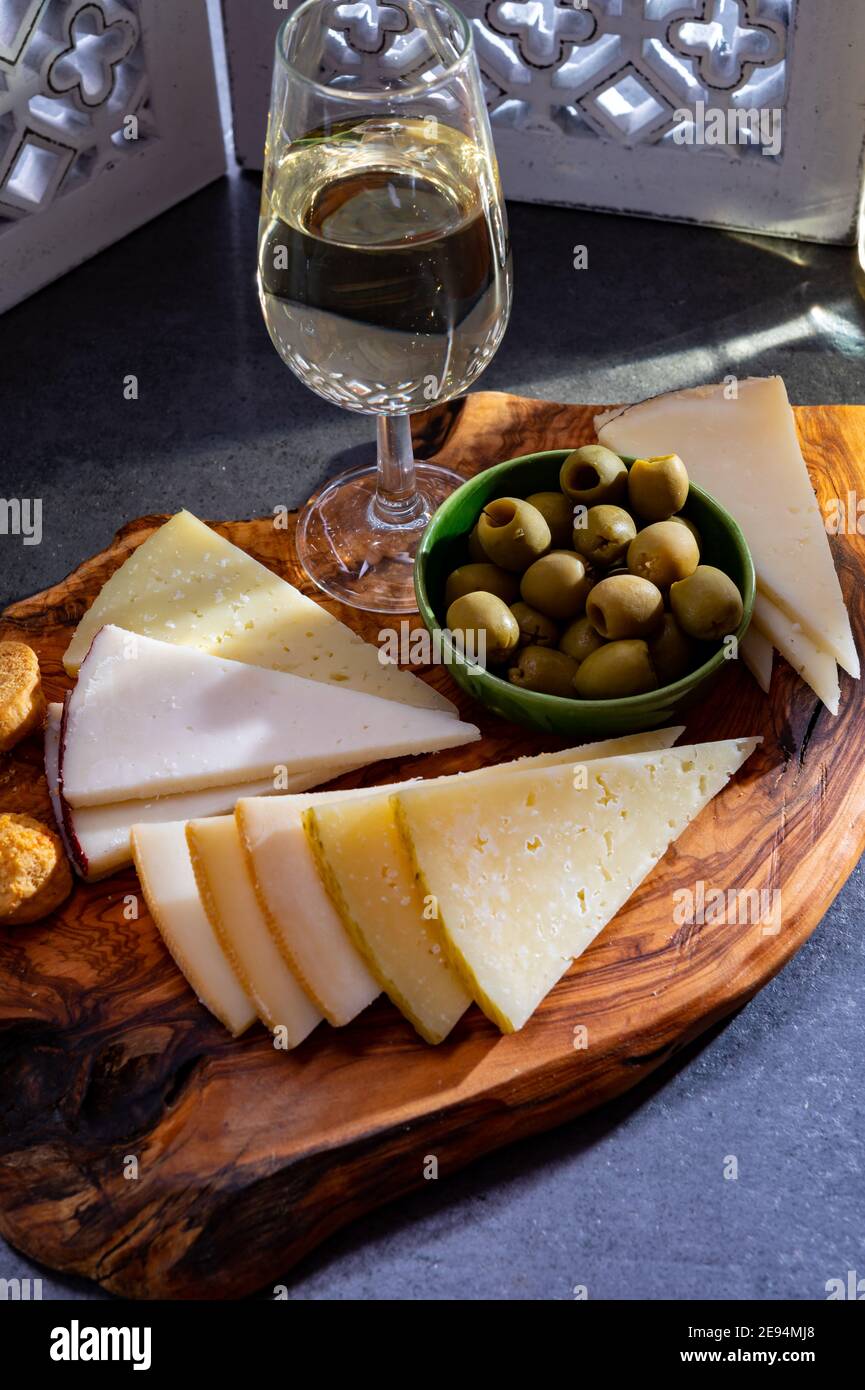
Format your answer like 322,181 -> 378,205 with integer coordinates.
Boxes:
752,592 -> 839,714
240,728 -> 684,1037
61,625 -> 480,807
131,821 -> 257,1036
740,629 -> 773,694
45,702 -> 294,880
187,816 -> 321,1046
394,739 -> 759,1033
63,508 -> 454,713
595,378 -> 858,682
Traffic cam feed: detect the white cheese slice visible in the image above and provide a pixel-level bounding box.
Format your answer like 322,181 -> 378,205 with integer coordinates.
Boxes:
186,816 -> 321,1046
61,625 -> 480,807
752,591 -> 840,714
739,629 -> 773,694
394,739 -> 759,1033
595,378 -> 858,681
63,508 -> 455,713
238,727 -> 684,1036
131,821 -> 257,1036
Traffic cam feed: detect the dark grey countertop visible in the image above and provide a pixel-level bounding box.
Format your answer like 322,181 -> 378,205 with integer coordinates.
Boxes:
1,171 -> 864,1301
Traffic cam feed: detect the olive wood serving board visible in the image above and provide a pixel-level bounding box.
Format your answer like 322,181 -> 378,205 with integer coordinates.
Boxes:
1,392 -> 863,1300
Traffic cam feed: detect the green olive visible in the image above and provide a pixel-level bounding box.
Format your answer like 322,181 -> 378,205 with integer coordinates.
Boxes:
560,446 -> 628,507
445,563 -> 520,609
649,614 -> 695,685
446,592 -> 520,665
628,454 -> 690,521
508,645 -> 579,697
510,601 -> 560,648
559,616 -> 605,665
526,491 -> 574,549
669,565 -> 744,642
669,515 -> 702,552
467,523 -> 487,563
627,520 -> 700,589
476,497 -> 551,573
574,504 -> 637,568
573,640 -> 658,700
586,574 -> 664,640
520,550 -> 594,622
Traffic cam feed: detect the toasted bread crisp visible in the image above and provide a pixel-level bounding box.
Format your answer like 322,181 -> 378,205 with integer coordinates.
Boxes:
0,642 -> 45,752
0,812 -> 72,925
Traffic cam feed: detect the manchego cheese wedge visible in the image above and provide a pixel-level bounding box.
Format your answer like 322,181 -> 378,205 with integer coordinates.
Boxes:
132,821 -> 257,1037
61,625 -> 479,807
393,739 -> 759,1033
245,728 -> 683,1042
186,816 -> 321,1047
596,378 -> 859,686
63,508 -> 455,713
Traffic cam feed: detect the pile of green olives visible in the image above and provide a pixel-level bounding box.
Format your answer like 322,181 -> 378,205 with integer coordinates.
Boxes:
443,447 -> 745,700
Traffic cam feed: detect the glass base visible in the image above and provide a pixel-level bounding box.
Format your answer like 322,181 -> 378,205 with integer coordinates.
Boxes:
297,461 -> 464,613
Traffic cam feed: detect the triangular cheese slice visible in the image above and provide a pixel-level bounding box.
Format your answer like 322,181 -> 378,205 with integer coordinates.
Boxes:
62,509 -> 455,713
186,817 -> 321,1047
238,729 -> 684,1038
595,378 -> 858,681
61,626 -> 479,807
132,821 -> 257,1037
393,739 -> 759,1033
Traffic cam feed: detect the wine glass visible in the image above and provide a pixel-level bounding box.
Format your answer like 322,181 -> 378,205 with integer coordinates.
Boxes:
257,0 -> 512,613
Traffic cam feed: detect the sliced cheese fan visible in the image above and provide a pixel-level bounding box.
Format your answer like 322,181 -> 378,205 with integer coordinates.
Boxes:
595,377 -> 858,708
393,739 -> 759,1033
63,509 -> 455,713
61,625 -> 480,808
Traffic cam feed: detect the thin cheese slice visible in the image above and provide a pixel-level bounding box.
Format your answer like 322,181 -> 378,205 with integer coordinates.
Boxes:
131,821 -> 256,1036
740,629 -> 773,694
187,816 -> 321,1046
752,592 -> 839,714
45,702 -> 303,880
596,378 -> 858,681
63,508 -> 454,712
239,728 -> 684,1037
394,739 -> 759,1033
61,625 -> 479,807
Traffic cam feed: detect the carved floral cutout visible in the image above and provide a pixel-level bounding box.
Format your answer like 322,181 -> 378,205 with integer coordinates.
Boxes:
47,3 -> 138,110
668,0 -> 785,91
486,0 -> 597,70
328,1 -> 409,56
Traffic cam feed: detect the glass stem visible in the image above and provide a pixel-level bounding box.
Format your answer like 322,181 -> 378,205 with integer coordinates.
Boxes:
372,414 -> 425,526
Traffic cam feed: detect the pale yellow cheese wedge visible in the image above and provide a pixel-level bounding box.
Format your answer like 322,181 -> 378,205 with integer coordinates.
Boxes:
394,739 -> 759,1033
132,822 -> 256,1036
740,628 -> 773,694
186,816 -> 321,1047
240,728 -> 684,1039
596,378 -> 858,682
63,509 -> 454,712
751,592 -> 839,714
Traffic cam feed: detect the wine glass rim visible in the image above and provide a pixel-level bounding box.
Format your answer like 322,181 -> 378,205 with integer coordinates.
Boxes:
275,0 -> 475,101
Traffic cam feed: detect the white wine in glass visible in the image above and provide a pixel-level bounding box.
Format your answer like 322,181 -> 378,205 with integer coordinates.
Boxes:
258,0 -> 512,613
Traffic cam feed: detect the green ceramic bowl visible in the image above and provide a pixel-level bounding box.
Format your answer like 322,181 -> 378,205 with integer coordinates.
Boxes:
414,449 -> 755,736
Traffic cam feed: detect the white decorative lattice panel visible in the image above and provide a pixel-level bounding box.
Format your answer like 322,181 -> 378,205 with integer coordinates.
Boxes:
0,0 -> 226,311
222,0 -> 865,244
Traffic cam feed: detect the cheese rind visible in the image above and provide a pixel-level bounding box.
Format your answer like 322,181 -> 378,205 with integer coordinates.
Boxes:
596,378 -> 858,682
740,628 -> 773,695
186,816 -> 321,1046
751,592 -> 839,714
394,739 -> 759,1033
61,625 -> 479,807
63,509 -> 455,712
131,822 -> 257,1036
237,729 -> 684,1030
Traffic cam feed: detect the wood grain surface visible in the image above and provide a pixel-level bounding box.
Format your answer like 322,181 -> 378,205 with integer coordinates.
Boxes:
0,392 -> 863,1300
